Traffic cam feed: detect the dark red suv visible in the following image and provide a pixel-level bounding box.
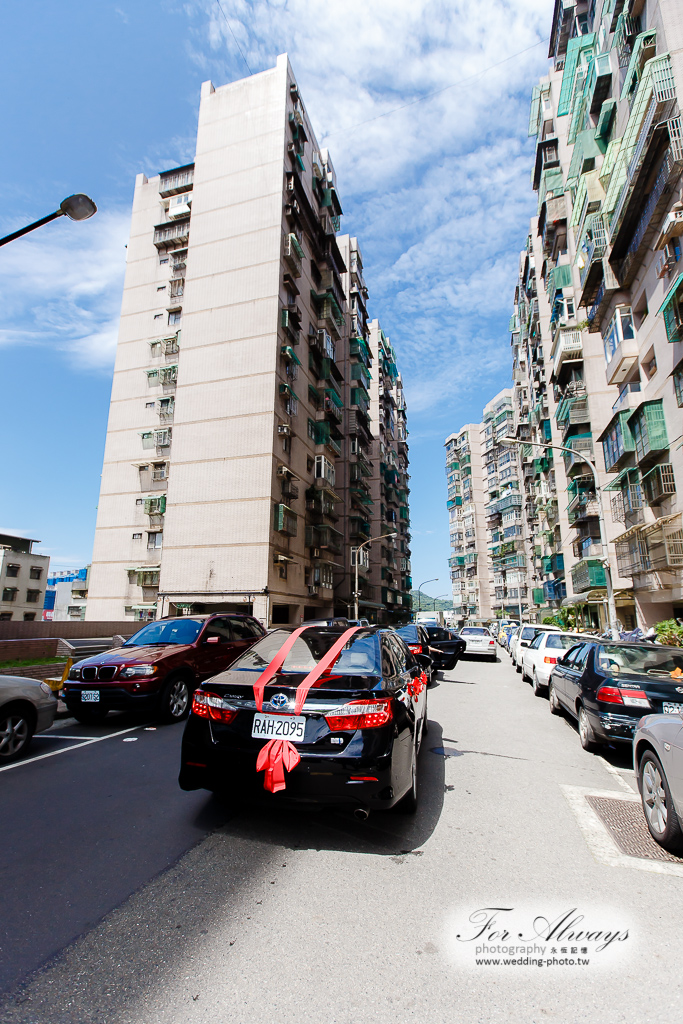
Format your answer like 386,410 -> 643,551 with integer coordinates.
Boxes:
62,614 -> 266,724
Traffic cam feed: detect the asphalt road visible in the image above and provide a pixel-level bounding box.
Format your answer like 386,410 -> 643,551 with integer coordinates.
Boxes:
2,651 -> 683,1023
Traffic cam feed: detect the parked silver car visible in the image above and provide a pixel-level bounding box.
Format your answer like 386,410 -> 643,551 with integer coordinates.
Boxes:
634,698 -> 683,853
0,675 -> 58,763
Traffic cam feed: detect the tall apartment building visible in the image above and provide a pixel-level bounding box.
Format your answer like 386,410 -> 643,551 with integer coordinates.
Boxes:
86,56 -> 410,628
444,424 -> 491,622
0,533 -> 50,622
501,0 -> 683,628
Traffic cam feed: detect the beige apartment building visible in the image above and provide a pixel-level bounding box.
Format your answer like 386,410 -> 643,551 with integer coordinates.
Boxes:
444,424 -> 492,622
0,533 -> 50,622
87,56 -> 409,627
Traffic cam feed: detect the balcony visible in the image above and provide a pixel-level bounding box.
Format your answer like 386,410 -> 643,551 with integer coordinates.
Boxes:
642,463 -> 676,505
158,166 -> 194,197
571,559 -> 607,593
274,503 -> 297,537
612,382 -> 641,414
153,219 -> 190,250
610,480 -> 643,524
587,52 -> 613,116
283,233 -> 304,277
628,400 -> 669,465
551,329 -> 582,377
562,434 -> 594,475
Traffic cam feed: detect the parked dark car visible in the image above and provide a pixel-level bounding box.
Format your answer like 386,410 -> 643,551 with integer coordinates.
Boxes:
62,614 -> 266,724
179,626 -> 428,815
394,624 -> 435,683
549,641 -> 683,752
420,625 -> 466,671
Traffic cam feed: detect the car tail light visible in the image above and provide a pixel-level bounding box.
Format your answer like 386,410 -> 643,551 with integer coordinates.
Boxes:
596,686 -> 623,704
325,699 -> 393,731
489,640 -> 495,646
544,656 -> 557,664
192,690 -> 238,724
407,644 -> 421,654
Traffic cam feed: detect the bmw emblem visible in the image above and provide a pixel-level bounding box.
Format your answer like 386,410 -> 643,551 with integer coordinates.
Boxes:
270,693 -> 289,709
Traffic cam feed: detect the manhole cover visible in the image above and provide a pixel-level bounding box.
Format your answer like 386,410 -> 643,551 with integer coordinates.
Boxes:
586,795 -> 683,863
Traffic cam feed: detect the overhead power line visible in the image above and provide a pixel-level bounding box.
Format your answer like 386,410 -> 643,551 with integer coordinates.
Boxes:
214,0 -> 253,75
323,37 -> 548,140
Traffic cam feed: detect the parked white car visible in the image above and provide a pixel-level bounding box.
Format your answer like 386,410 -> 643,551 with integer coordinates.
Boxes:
459,626 -> 497,661
521,631 -> 584,695
512,624 -> 562,671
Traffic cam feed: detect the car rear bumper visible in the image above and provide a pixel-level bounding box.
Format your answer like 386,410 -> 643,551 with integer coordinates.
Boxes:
592,709 -> 639,743
179,736 -> 402,809
62,685 -> 160,713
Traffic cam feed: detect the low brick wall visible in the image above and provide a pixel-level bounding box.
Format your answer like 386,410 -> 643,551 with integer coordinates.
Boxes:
0,622 -> 135,641
2,662 -> 68,681
0,638 -> 60,663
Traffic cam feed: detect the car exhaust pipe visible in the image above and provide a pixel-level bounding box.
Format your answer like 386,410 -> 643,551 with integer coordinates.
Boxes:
353,807 -> 369,821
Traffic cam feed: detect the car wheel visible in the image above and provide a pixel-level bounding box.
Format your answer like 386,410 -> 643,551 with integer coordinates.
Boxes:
548,681 -> 562,715
159,675 -> 191,723
521,664 -> 529,681
0,705 -> 34,762
71,707 -> 110,725
639,751 -> 683,853
396,742 -> 418,814
515,660 -> 522,673
532,670 -> 546,697
578,705 -> 600,752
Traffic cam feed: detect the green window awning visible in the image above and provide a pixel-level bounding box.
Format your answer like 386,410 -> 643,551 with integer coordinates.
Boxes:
657,271 -> 683,317
280,345 -> 301,366
553,263 -> 573,290
595,99 -> 616,141
603,467 -> 631,491
279,382 -> 299,401
325,387 -> 343,409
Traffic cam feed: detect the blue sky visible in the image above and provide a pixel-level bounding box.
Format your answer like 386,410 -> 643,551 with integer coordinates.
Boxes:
0,0 -> 552,593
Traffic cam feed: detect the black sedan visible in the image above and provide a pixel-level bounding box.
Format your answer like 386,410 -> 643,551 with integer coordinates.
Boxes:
549,640 -> 683,752
393,624 -> 436,683
179,626 -> 428,816
421,625 -> 466,671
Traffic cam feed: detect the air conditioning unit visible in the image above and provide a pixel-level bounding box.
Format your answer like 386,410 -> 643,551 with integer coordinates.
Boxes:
656,206 -> 683,249
278,424 -> 291,436
308,585 -> 319,596
276,465 -> 290,478
312,548 -> 321,558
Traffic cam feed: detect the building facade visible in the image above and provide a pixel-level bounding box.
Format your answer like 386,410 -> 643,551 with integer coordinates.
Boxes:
87,57 -> 409,627
43,567 -> 90,621
445,423 -> 491,622
501,0 -> 683,628
0,533 -> 50,622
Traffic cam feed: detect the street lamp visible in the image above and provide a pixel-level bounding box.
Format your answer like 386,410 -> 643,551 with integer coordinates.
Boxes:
500,436 -> 619,639
433,593 -> 448,611
417,578 -> 438,614
0,194 -> 97,248
353,532 -> 397,621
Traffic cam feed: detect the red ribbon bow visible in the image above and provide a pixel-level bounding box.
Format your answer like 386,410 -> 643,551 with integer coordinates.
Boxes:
256,739 -> 301,793
252,625 -> 362,792
407,671 -> 427,699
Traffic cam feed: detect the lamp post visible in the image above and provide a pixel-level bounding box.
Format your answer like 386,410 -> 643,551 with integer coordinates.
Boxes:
500,437 -> 619,639
353,532 -> 397,621
433,593 -> 448,612
417,578 -> 438,614
0,194 -> 97,247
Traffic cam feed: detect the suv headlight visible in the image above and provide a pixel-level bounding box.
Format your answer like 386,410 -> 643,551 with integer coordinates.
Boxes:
120,664 -> 158,678
68,665 -> 82,680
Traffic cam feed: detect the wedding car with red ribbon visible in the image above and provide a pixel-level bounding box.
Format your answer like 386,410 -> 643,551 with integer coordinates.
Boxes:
178,625 -> 428,816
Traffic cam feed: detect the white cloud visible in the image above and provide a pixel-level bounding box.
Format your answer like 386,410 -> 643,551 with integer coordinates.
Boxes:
186,0 -> 552,420
0,210 -> 129,371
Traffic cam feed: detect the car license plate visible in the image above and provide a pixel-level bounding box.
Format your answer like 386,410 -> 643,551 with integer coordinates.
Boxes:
81,690 -> 100,703
662,702 -> 683,714
251,714 -> 305,741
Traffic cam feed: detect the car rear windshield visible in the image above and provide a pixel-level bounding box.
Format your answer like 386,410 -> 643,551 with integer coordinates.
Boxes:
123,619 -> 204,646
521,627 -> 539,639
229,629 -> 382,677
461,627 -> 488,636
546,634 -> 584,650
596,645 -> 683,680
425,627 -> 452,640
395,625 -> 418,642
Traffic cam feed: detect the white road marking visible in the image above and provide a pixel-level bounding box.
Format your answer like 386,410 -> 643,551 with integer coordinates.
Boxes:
32,735 -> 100,741
597,755 -> 635,793
0,726 -> 145,773
561,784 -> 683,878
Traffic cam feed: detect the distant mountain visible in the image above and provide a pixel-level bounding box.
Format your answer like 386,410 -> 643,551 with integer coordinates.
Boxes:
410,591 -> 453,612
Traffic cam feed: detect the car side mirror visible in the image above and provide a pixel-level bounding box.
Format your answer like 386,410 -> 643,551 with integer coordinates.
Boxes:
205,636 -> 220,644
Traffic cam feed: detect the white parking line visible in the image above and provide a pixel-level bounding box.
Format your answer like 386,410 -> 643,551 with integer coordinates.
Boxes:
32,735 -> 100,741
0,726 -> 144,773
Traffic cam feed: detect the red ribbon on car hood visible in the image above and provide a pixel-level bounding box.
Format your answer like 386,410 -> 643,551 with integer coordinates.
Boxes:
253,625 -> 361,791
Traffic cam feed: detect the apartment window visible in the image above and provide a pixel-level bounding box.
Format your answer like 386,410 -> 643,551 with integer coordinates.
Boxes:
314,455 -> 335,487
132,533 -> 143,540
147,532 -> 163,550
307,418 -> 316,441
141,432 -> 155,449
674,365 -> 683,407
29,567 -> 42,580
23,613 -> 36,621
152,463 -> 167,480
154,313 -> 163,320
136,498 -> 144,505
159,256 -> 169,265
602,306 -> 634,364
5,564 -> 19,578
26,590 -> 40,603
168,309 -> 182,325
146,401 -> 155,409
2,588 -> 18,602
0,613 -> 11,620
157,285 -> 166,292
278,562 -> 288,580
